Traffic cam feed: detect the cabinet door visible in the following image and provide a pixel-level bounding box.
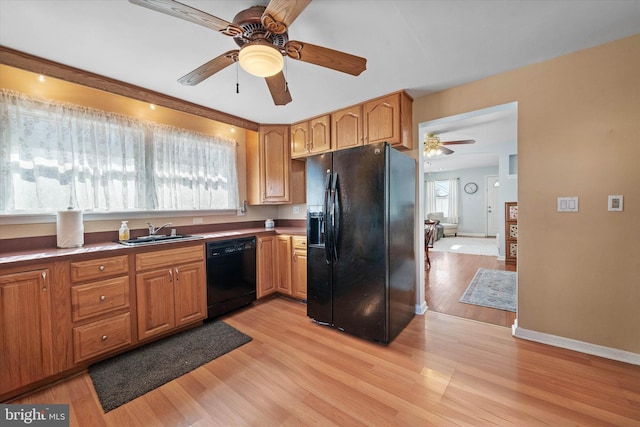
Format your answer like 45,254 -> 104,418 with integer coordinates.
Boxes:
276,235 -> 292,295
174,262 -> 207,327
332,106 -> 362,150
0,269 -> 54,394
259,125 -> 291,203
310,115 -> 331,154
292,236 -> 307,300
363,94 -> 400,145
136,269 -> 175,340
292,248 -> 307,300
290,120 -> 309,158
257,235 -> 277,298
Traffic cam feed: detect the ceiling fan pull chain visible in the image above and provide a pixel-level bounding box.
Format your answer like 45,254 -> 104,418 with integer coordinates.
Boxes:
285,57 -> 289,93
236,62 -> 240,94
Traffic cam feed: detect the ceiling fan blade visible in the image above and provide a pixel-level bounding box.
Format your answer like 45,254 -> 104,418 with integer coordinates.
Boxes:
178,50 -> 238,86
441,139 -> 476,145
441,147 -> 455,155
129,0 -> 243,36
265,71 -> 292,105
285,40 -> 367,76
262,0 -> 311,34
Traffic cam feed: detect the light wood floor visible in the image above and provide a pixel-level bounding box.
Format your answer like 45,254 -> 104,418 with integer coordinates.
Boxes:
11,297 -> 640,426
425,249 -> 517,327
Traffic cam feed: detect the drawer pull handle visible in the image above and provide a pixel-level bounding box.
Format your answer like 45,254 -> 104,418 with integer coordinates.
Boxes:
101,335 -> 108,341
99,265 -> 105,271
100,295 -> 106,301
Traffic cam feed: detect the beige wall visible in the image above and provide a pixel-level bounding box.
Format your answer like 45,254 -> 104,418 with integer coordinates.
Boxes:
0,65 -> 278,238
412,34 -> 640,354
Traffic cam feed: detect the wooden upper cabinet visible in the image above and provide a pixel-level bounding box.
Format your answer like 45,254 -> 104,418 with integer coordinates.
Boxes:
291,115 -> 331,159
309,115 -> 331,154
247,125 -> 304,205
331,105 -> 363,150
363,91 -> 413,150
290,120 -> 309,158
260,125 -> 290,203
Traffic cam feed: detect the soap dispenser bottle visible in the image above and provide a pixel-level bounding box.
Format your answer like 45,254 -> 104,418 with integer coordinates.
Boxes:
118,221 -> 130,241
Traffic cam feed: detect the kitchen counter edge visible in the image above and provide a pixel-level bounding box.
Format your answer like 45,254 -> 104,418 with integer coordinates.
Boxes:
0,227 -> 306,267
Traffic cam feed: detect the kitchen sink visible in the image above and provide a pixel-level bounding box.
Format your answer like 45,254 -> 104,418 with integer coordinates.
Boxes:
118,234 -> 202,246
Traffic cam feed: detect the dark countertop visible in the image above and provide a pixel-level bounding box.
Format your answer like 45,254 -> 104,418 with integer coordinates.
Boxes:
0,227 -> 305,268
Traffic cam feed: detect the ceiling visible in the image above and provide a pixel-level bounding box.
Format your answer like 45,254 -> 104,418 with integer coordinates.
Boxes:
422,103 -> 518,174
1,0 -> 639,172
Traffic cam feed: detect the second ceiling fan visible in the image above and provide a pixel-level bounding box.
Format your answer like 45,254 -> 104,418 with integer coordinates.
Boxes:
129,0 -> 367,105
423,133 -> 476,157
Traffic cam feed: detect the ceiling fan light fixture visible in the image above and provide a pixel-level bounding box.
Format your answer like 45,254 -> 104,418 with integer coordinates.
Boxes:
238,41 -> 284,77
423,133 -> 443,157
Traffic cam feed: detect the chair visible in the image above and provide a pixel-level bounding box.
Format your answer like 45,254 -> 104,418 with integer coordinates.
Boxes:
424,221 -> 436,269
426,212 -> 458,237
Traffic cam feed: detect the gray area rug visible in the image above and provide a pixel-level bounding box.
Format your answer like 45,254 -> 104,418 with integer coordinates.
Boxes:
89,320 -> 252,413
460,268 -> 516,312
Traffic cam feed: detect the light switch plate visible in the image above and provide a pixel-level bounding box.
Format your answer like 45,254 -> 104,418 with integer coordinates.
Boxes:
608,195 -> 624,211
557,197 -> 579,212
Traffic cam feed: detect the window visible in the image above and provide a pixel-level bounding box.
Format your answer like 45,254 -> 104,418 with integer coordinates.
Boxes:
0,90 -> 238,215
434,180 -> 450,217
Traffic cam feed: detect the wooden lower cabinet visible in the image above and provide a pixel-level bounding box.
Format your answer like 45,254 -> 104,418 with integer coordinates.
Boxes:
0,268 -> 55,395
69,254 -> 132,364
258,234 -> 307,301
257,235 -> 277,298
135,245 -> 206,341
291,236 -> 307,300
72,312 -> 131,363
276,235 -> 292,295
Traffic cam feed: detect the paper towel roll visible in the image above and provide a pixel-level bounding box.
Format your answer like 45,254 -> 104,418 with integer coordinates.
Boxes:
57,209 -> 84,248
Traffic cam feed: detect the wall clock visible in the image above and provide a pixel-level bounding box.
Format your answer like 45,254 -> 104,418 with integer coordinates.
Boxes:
464,182 -> 478,194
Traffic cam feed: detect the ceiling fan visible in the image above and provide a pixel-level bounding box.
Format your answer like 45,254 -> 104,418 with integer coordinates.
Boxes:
423,133 -> 475,157
129,0 -> 367,105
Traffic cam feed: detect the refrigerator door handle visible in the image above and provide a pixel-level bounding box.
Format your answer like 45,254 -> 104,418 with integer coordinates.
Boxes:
323,171 -> 332,264
331,173 -> 340,262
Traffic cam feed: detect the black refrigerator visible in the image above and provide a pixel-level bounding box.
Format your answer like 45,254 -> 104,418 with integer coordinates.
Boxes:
306,142 -> 416,344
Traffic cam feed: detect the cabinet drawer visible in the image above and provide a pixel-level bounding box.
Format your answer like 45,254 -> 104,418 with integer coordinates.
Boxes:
70,255 -> 129,283
73,313 -> 132,363
292,236 -> 307,251
71,276 -> 130,322
135,245 -> 204,272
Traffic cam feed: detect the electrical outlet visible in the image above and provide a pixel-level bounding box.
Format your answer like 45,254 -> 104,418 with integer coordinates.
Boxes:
193,217 -> 203,224
608,195 -> 623,211
293,206 -> 300,215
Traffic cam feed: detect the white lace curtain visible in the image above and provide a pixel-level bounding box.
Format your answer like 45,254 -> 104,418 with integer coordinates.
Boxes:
424,177 -> 459,223
447,178 -> 459,224
0,89 -> 238,214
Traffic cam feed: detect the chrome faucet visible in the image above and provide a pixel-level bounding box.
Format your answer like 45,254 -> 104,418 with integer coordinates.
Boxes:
147,222 -> 172,236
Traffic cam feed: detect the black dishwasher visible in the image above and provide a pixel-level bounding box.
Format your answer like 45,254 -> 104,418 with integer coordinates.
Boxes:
206,236 -> 256,319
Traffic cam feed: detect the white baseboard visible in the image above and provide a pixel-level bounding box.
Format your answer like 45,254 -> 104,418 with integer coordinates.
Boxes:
512,319 -> 640,366
457,232 -> 488,237
415,301 -> 428,315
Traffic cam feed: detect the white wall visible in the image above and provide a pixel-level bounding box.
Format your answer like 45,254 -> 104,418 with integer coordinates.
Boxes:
425,166 -> 498,235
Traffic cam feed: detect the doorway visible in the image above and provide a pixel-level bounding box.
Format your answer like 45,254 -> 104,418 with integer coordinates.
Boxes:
486,175 -> 499,237
418,102 -> 518,327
